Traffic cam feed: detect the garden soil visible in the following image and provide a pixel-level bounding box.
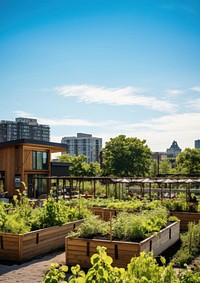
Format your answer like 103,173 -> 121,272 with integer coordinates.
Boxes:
0,249 -> 65,283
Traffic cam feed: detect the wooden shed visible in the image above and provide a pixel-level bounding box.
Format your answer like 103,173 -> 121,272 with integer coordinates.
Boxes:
0,139 -> 67,199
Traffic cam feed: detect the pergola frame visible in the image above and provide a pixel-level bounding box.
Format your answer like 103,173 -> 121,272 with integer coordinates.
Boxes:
32,176 -> 200,202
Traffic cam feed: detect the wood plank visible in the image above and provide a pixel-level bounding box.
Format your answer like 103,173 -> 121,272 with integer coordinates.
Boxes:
0,220 -> 84,262
65,221 -> 180,268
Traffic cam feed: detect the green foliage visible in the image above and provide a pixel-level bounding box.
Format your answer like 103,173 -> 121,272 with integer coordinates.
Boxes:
102,135 -> 152,177
163,199 -> 188,212
40,194 -> 92,228
0,193 -> 39,233
163,199 -> 199,212
72,207 -> 169,242
168,215 -> 179,222
41,195 -> 67,227
178,267 -> 200,283
149,159 -> 158,177
43,246 -> 200,283
43,263 -> 68,283
126,251 -> 177,283
59,154 -> 101,177
159,159 -> 173,174
58,153 -> 73,163
0,193 -> 91,234
106,198 -> 144,211
176,148 -> 200,174
112,212 -> 147,241
172,221 -> 200,268
70,215 -> 109,238
87,162 -> 101,177
87,197 -> 117,208
87,198 -> 166,213
2,213 -> 30,234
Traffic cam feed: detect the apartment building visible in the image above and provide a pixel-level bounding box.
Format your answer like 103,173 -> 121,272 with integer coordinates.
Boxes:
61,133 -> 102,163
195,139 -> 200,149
0,117 -> 50,142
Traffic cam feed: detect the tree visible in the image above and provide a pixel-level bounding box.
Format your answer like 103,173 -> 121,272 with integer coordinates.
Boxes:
87,162 -> 101,176
69,155 -> 88,176
149,159 -> 158,177
176,148 -> 200,175
159,159 -> 172,175
59,154 -> 101,176
102,135 -> 152,177
58,153 -> 73,163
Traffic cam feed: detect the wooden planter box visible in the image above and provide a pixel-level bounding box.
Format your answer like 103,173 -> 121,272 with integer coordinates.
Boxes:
65,221 -> 180,268
170,212 -> 200,231
90,207 -> 118,221
0,219 -> 83,262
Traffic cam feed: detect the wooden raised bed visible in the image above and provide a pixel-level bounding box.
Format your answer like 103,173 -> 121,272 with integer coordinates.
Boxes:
91,208 -> 200,231
65,221 -> 180,268
170,212 -> 200,231
90,207 -> 118,221
0,219 -> 83,262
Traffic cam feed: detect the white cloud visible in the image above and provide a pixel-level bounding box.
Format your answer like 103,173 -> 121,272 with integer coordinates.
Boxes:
186,98 -> 200,111
109,112 -> 200,150
38,117 -> 120,127
165,89 -> 184,96
48,112 -> 200,152
55,84 -> 177,112
190,86 -> 200,93
13,110 -> 35,118
107,112 -> 199,136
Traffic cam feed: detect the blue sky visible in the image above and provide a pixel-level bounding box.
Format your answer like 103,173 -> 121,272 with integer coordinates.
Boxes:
1,0 -> 200,152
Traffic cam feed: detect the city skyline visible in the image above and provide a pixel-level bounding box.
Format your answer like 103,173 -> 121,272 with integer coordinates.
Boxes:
1,0 -> 200,152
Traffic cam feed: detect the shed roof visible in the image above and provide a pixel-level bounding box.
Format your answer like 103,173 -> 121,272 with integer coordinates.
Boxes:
0,139 -> 67,153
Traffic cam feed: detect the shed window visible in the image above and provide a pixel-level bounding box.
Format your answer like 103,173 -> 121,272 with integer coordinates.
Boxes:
32,151 -> 48,170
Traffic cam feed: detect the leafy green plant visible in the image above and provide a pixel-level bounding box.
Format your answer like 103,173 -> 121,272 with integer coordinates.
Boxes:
0,193 -> 91,234
43,263 -> 69,283
70,215 -> 109,239
71,207 -> 170,242
112,212 -> 146,241
178,266 -> 200,283
172,221 -> 200,267
168,215 -> 179,223
163,199 -> 187,212
42,246 -> 200,283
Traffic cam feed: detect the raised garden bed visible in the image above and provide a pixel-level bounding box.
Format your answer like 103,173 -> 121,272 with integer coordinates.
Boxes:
90,205 -> 200,231
170,212 -> 200,231
90,207 -> 118,221
65,220 -> 180,268
0,219 -> 83,262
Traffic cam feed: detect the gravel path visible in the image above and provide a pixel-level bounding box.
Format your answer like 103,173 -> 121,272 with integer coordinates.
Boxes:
0,249 -> 65,283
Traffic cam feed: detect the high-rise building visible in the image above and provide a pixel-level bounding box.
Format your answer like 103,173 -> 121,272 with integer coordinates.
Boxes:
166,140 -> 182,158
195,139 -> 200,148
0,117 -> 50,142
61,133 -> 102,163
